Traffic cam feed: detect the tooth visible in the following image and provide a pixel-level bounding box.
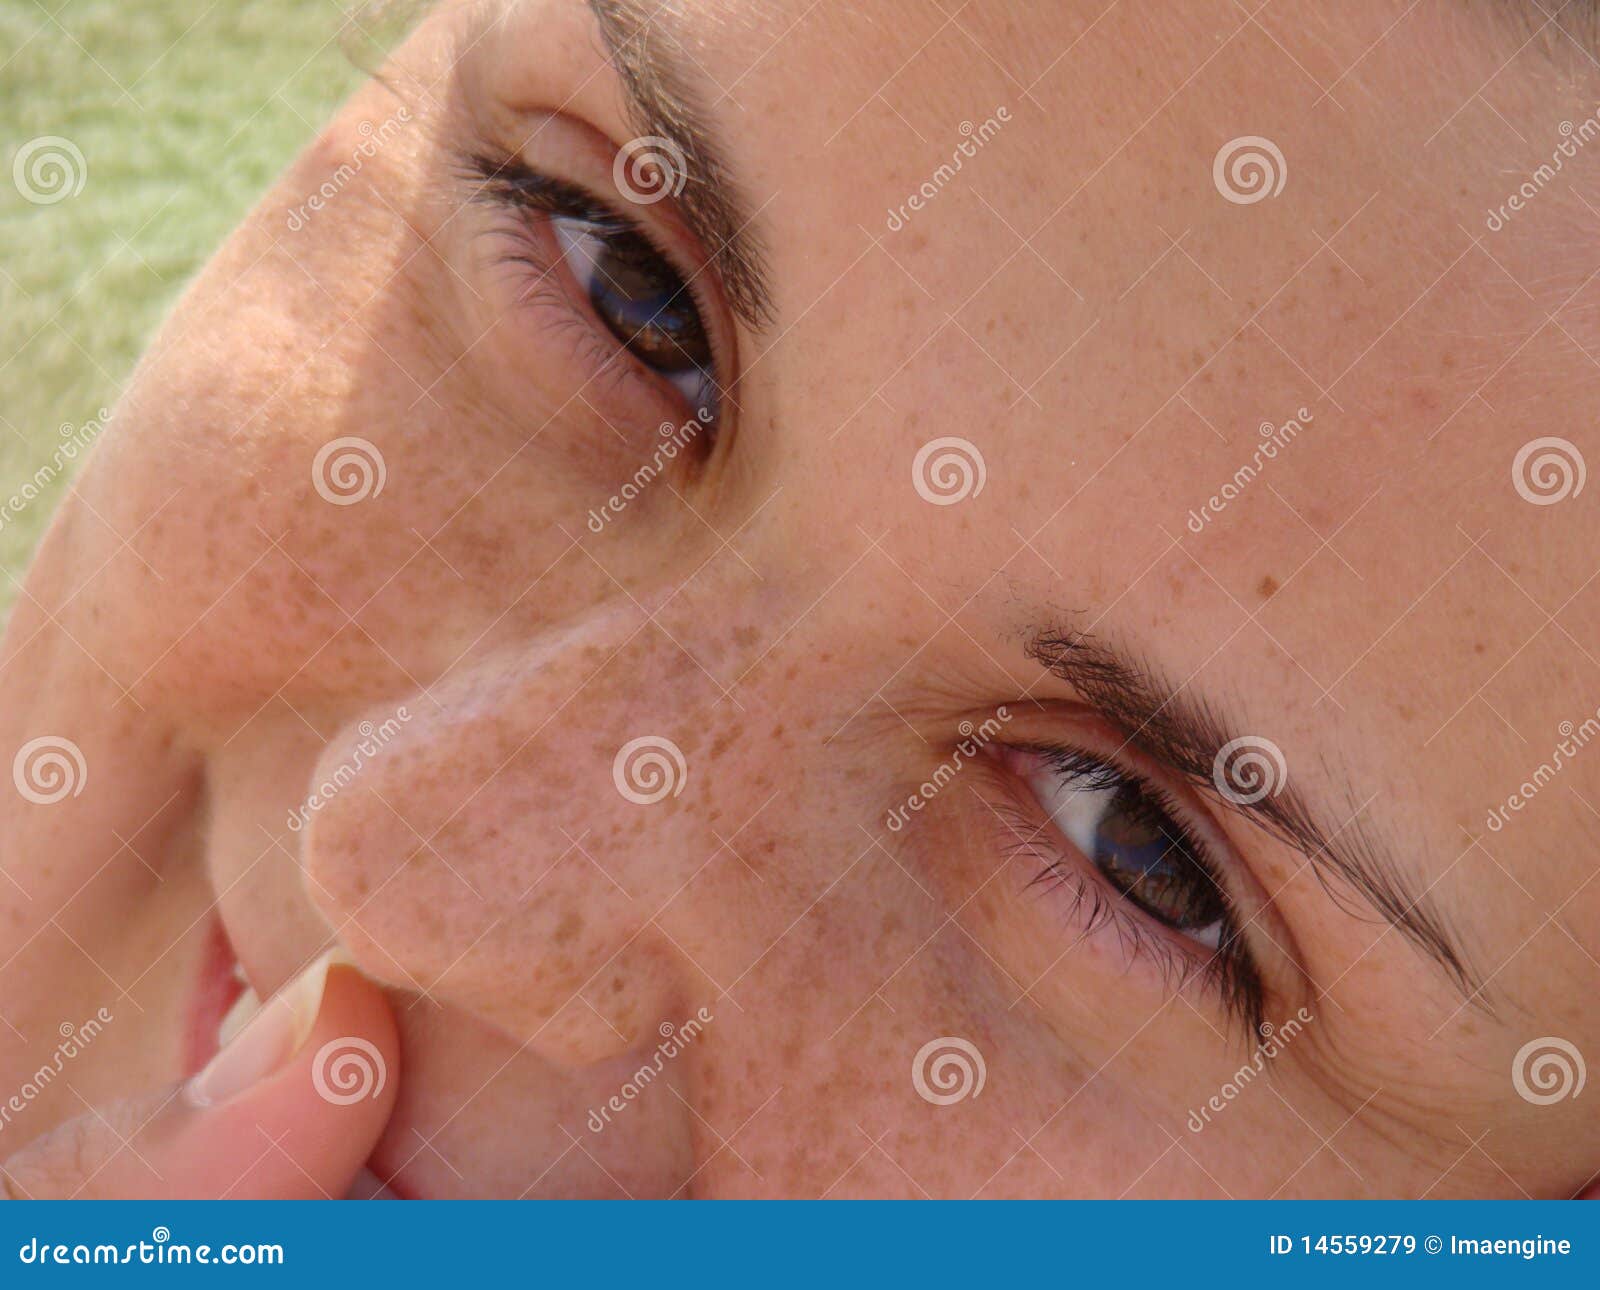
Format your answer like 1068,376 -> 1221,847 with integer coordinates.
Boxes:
217,987 -> 261,1048
230,960 -> 249,985
346,1168 -> 401,1200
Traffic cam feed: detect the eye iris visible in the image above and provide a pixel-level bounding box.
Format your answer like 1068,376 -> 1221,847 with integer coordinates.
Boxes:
1092,784 -> 1225,931
587,230 -> 711,373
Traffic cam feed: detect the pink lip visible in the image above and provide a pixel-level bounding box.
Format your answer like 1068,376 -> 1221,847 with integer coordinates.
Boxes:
183,916 -> 245,1078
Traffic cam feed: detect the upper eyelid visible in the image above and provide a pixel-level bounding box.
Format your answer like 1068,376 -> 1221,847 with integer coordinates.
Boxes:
992,761 -> 1267,1034
464,149 -> 733,377
1006,737 -> 1274,950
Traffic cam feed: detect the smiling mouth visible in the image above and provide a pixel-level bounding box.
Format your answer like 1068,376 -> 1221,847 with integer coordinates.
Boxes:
185,915 -> 405,1199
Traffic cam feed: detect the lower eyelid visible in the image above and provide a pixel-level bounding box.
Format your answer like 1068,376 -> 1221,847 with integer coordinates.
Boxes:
978,768 -> 1260,1023
477,224 -> 693,431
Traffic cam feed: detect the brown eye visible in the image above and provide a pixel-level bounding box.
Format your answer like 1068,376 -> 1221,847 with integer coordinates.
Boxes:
1088,782 -> 1227,933
1025,754 -> 1228,946
551,216 -> 715,413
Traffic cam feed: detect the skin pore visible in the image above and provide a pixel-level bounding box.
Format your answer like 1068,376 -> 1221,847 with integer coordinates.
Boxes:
0,0 -> 1598,1197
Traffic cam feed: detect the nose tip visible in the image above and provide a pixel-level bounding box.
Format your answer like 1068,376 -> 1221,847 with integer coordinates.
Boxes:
297,618 -> 714,1067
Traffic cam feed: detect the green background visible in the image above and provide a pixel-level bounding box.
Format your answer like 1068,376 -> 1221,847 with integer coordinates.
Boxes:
0,0 -> 368,617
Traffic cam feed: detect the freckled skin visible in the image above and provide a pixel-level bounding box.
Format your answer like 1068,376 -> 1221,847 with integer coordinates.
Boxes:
1,0 -> 1598,1198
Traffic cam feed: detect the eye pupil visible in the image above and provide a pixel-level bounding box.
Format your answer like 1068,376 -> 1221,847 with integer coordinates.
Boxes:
1090,783 -> 1226,933
586,230 -> 712,374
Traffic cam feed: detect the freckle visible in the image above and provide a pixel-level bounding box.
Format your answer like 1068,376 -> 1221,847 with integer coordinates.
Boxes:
733,625 -> 759,650
610,976 -> 624,994
1474,641 -> 1486,654
554,910 -> 583,945
1257,574 -> 1279,600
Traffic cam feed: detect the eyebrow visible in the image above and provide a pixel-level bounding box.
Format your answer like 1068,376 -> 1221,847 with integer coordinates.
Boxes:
1024,624 -> 1482,1004
586,0 -> 776,329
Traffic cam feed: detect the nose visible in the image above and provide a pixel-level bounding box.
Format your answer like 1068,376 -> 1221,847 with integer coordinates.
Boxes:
300,595 -> 740,1067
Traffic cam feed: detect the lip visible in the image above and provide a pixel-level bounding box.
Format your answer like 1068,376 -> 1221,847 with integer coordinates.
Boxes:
183,916 -> 246,1078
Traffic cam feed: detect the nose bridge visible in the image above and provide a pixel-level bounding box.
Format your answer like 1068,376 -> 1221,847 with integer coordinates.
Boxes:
301,601 -> 736,1064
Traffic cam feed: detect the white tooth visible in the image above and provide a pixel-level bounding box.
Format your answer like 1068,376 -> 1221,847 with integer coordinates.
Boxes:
230,960 -> 249,985
346,1168 -> 401,1200
217,987 -> 261,1048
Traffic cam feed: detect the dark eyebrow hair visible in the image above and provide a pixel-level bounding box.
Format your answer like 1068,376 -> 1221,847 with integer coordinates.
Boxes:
1024,624 -> 1483,1005
586,0 -> 776,329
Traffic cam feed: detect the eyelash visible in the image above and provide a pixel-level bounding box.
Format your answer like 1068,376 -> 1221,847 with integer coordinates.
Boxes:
464,153 -> 724,432
993,743 -> 1266,1038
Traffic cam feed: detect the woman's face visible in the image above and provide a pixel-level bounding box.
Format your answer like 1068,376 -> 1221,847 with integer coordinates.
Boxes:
4,0 -> 1598,1198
